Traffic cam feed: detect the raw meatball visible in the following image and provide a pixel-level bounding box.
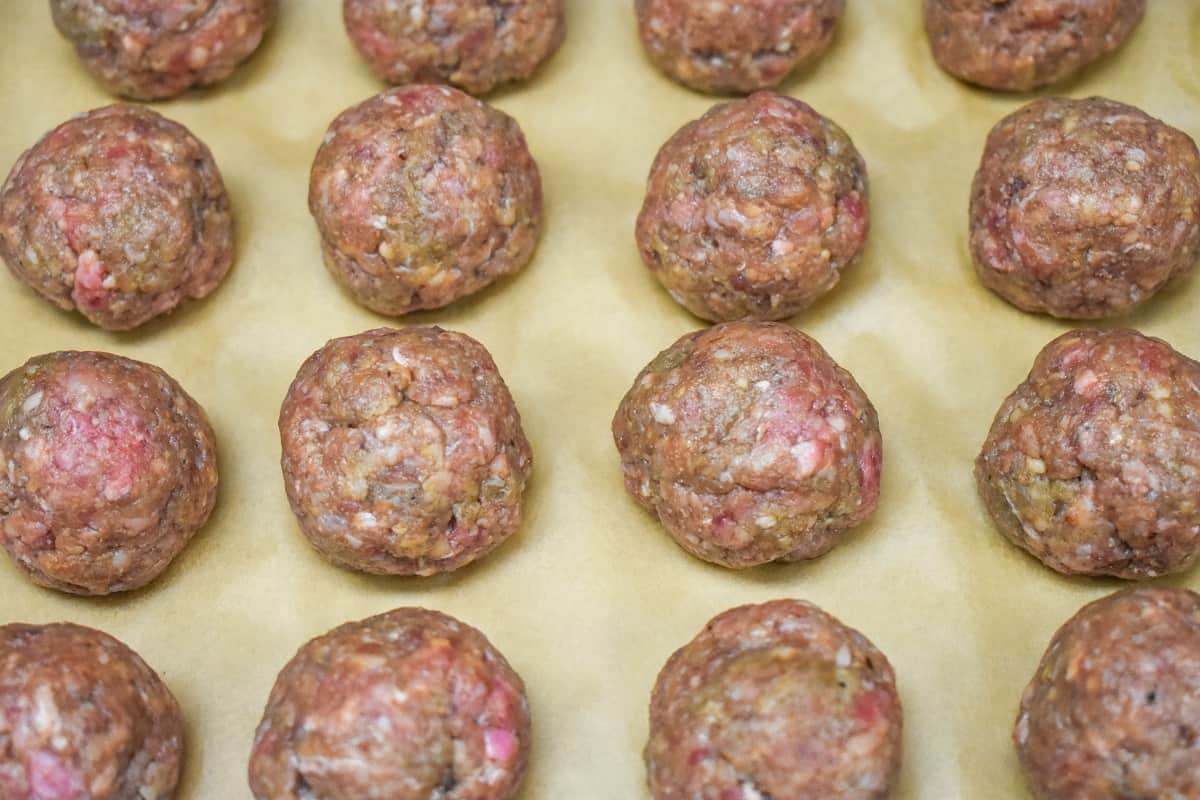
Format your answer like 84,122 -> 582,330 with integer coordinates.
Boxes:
0,104 -> 234,331
51,0 -> 278,100
279,327 -> 532,576
976,329 -> 1200,579
612,322 -> 881,568
344,0 -> 565,95
1016,588 -> 1200,799
0,350 -> 218,595
924,0 -> 1144,91
647,600 -> 902,799
970,96 -> 1200,319
636,91 -> 869,322
0,622 -> 184,799
248,607 -> 530,800
309,85 -> 542,316
636,0 -> 843,94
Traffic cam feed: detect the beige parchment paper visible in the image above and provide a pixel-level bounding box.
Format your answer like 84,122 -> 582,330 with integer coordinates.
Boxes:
3,2 -> 1200,797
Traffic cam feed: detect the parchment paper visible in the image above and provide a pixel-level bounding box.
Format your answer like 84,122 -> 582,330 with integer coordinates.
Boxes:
2,2 -> 1200,797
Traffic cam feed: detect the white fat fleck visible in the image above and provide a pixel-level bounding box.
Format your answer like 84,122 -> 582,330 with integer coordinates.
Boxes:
22,391 -> 43,414
650,403 -> 676,425
718,470 -> 732,484
51,735 -> 68,752
111,549 -> 129,570
742,782 -> 766,800
353,511 -> 377,528
829,416 -> 847,432
17,428 -> 31,441
101,275 -> 117,289
345,534 -> 362,548
323,130 -> 335,144
392,347 -> 411,366
836,645 -> 852,667
23,246 -> 39,266
1076,543 -> 1093,557
755,515 -> 777,529
754,380 -> 770,391
394,690 -> 409,704
712,349 -> 733,360
369,215 -> 389,230
1149,385 -> 1170,400
32,685 -> 60,734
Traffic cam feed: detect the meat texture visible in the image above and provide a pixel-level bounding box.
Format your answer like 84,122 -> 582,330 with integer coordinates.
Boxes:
0,104 -> 234,330
0,622 -> 185,800
970,96 -> 1200,319
248,607 -> 530,800
309,85 -> 542,316
647,599 -> 902,800
0,351 -> 218,595
976,328 -> 1200,579
636,0 -> 844,94
51,0 -> 278,100
612,322 -> 881,568
280,327 -> 532,576
924,0 -> 1144,91
344,0 -> 565,95
637,91 -> 869,322
1016,588 -> 1200,800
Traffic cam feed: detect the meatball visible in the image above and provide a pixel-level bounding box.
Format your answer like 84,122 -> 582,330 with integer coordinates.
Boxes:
647,600 -> 902,799
636,91 -> 869,323
970,96 -> 1200,319
248,607 -> 530,800
636,0 -> 843,94
976,329 -> 1200,580
50,0 -> 278,100
0,351 -> 218,595
343,0 -> 565,95
0,104 -> 234,331
612,322 -> 881,568
1016,588 -> 1200,799
309,85 -> 543,316
924,0 -> 1144,91
279,327 -> 532,576
0,622 -> 185,800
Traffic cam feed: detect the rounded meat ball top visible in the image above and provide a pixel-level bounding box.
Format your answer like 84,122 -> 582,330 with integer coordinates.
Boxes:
0,622 -> 184,800
925,0 -> 1145,91
0,104 -> 234,331
647,600 -> 902,800
0,350 -> 218,595
344,0 -> 566,95
976,328 -> 1200,580
279,327 -> 532,576
613,322 -> 882,568
1016,588 -> 1200,799
970,96 -> 1200,320
248,607 -> 531,800
309,85 -> 543,316
637,91 -> 869,322
51,0 -> 278,100
636,0 -> 844,94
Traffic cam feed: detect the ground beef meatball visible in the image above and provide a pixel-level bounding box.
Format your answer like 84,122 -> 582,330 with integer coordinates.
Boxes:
309,85 -> 542,316
279,327 -> 532,576
636,0 -> 843,94
0,351 -> 218,595
0,104 -> 234,331
970,96 -> 1200,319
636,91 -> 869,322
612,322 -> 881,568
976,329 -> 1200,580
50,0 -> 278,100
0,622 -> 185,800
344,0 -> 565,95
248,607 -> 530,800
1015,588 -> 1200,799
924,0 -> 1144,91
647,600 -> 902,799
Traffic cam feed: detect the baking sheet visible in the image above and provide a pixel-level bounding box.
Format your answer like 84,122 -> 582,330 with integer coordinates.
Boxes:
2,2 -> 1200,797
